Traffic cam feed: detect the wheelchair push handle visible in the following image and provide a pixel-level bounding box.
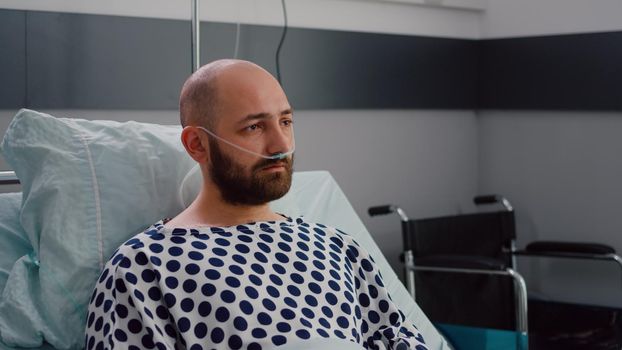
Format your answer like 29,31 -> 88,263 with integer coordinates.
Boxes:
368,205 -> 396,217
474,194 -> 514,212
368,205 -> 410,222
473,195 -> 501,205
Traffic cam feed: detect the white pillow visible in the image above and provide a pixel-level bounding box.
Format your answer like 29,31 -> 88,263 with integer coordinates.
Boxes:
0,192 -> 29,297
0,109 -> 195,349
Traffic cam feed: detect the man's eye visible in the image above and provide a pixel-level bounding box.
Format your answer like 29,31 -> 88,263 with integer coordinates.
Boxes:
282,120 -> 293,127
246,124 -> 260,131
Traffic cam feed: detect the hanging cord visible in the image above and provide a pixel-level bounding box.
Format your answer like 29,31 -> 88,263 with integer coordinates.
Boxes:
276,0 -> 288,85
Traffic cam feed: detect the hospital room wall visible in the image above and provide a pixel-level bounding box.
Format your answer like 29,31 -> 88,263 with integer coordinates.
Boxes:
478,112 -> 622,308
477,0 -> 622,307
0,1 -> 483,278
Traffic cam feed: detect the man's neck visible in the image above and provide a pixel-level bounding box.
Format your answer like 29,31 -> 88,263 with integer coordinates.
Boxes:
165,181 -> 284,228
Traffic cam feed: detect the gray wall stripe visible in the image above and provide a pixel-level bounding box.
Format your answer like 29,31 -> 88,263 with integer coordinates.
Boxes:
0,9 -> 477,110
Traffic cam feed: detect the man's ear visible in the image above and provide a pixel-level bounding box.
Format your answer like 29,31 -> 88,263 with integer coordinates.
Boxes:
181,127 -> 209,164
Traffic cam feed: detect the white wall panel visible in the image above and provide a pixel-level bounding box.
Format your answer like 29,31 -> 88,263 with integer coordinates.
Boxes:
478,111 -> 622,307
482,0 -> 622,39
0,0 -> 482,38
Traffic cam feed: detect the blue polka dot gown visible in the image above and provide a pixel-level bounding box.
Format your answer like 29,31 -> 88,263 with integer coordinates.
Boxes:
85,217 -> 428,350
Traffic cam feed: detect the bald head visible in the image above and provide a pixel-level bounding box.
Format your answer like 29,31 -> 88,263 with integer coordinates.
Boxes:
179,59 -> 281,129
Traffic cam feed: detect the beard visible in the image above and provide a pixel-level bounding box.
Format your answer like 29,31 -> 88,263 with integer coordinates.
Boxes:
207,138 -> 294,206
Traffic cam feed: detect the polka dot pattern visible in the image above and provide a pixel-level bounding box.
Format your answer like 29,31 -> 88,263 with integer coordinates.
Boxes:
85,217 -> 427,350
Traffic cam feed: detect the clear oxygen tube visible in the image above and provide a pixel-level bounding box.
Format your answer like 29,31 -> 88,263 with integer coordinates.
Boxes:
196,126 -> 295,160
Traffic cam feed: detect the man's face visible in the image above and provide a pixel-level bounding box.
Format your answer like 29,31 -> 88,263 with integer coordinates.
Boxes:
204,63 -> 295,205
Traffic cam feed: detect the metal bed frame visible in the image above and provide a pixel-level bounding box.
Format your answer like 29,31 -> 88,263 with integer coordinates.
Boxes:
0,171 -> 19,185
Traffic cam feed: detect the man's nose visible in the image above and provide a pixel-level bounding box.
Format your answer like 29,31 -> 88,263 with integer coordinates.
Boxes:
266,125 -> 293,156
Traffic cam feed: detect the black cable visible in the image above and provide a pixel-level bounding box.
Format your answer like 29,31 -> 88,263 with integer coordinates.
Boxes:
276,0 -> 288,86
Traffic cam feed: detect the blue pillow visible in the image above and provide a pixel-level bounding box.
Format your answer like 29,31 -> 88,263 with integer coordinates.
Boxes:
0,109 -> 195,349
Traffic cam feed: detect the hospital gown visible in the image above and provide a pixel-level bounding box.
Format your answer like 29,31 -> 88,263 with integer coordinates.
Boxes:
85,216 -> 428,350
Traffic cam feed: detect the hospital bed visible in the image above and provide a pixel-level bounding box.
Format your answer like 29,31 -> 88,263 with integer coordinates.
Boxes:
0,109 -> 452,350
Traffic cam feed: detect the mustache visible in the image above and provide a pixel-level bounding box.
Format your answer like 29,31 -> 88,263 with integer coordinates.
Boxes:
252,156 -> 293,172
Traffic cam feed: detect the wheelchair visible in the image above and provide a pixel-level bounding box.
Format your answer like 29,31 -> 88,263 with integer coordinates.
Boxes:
369,195 -> 622,350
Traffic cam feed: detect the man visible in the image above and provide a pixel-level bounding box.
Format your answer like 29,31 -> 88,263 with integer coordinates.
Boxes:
85,59 -> 428,350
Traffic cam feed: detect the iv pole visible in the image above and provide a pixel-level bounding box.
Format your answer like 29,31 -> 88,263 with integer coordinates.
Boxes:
191,0 -> 200,72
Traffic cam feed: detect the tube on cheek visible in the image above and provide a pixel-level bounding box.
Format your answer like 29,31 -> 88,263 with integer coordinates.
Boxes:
196,126 -> 295,160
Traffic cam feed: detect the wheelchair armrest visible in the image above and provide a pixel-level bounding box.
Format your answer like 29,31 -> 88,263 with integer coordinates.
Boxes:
415,255 -> 508,271
520,241 -> 616,255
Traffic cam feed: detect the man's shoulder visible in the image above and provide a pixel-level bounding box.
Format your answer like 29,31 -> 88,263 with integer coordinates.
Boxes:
295,218 -> 358,243
105,223 -> 164,265
294,217 -> 337,231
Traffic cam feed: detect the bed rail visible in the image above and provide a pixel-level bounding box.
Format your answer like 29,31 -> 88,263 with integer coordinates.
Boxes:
0,171 -> 19,185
